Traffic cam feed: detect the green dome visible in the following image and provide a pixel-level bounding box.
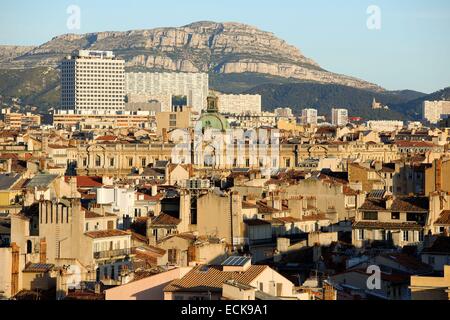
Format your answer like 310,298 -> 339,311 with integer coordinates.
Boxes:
199,113 -> 231,131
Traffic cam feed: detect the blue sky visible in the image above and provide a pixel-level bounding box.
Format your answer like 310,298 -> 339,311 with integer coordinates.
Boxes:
0,0 -> 449,93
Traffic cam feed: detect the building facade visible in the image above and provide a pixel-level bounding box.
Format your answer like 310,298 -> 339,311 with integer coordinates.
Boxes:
423,100 -> 450,124
125,72 -> 209,113
60,50 -> 125,113
332,108 -> 349,127
216,94 -> 262,115
301,109 -> 318,126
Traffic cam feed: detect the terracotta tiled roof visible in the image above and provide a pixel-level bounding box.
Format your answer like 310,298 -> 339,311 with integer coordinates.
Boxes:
353,221 -> 423,230
164,265 -> 268,293
256,201 -> 281,214
131,232 -> 148,244
23,263 -> 54,273
85,230 -> 130,239
275,216 -> 302,224
359,199 -> 387,211
150,213 -> 181,227
435,210 -> 450,225
391,197 -> 429,212
65,176 -> 103,188
84,210 -> 104,219
299,213 -> 328,222
0,153 -> 19,160
395,140 -> 435,148
359,197 -> 429,212
343,186 -> 359,196
95,135 -> 118,141
242,201 -> 259,209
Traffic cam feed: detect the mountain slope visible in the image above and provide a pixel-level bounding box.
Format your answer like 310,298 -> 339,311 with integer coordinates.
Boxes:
390,87 -> 450,119
1,21 -> 382,91
244,82 -> 428,121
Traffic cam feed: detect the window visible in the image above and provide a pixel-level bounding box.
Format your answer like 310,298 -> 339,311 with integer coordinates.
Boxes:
85,223 -> 89,231
95,156 -> 101,167
141,158 -> 146,167
363,212 -> 378,221
419,230 -> 424,242
259,283 -> 264,291
110,158 -> 115,167
391,212 -> 400,220
128,158 -> 133,167
285,158 -> 291,168
168,249 -> 178,264
403,231 -> 409,242
357,229 -> 365,241
134,208 -> 141,218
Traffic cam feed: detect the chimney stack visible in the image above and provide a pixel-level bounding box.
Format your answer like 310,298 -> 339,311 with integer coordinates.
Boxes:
39,238 -> 47,264
162,128 -> 169,144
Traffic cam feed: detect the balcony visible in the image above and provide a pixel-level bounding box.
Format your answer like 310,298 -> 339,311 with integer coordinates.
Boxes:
93,248 -> 132,260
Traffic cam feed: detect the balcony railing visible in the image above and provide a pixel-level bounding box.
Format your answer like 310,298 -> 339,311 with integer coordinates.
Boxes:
93,248 -> 132,260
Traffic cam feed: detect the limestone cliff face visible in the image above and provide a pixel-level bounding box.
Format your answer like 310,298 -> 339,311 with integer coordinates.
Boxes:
0,45 -> 35,66
0,21 -> 382,91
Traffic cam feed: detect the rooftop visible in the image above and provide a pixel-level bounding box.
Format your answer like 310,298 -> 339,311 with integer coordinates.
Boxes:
164,265 -> 268,293
85,229 -> 130,239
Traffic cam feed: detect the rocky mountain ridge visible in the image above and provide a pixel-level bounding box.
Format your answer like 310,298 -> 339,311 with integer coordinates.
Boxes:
0,21 -> 382,91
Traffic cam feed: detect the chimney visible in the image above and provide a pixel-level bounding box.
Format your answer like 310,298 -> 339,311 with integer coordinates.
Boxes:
151,184 -> 158,197
39,158 -> 47,171
162,128 -> 169,144
11,243 -> 20,297
39,238 -> 47,264
272,192 -> 282,210
277,238 -> 290,253
42,135 -> 49,154
6,158 -> 12,173
435,159 -> 442,192
385,196 -> 394,210
69,177 -> 78,198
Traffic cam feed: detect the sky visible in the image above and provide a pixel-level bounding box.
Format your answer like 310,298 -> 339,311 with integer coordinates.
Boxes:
0,0 -> 449,93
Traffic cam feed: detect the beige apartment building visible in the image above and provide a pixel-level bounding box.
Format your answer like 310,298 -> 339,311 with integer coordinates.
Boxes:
125,72 -> 209,113
216,93 -> 262,115
3,112 -> 41,129
425,158 -> 450,195
60,50 -> 125,112
352,196 -> 429,248
423,100 -> 450,124
155,106 -> 192,136
54,110 -> 155,131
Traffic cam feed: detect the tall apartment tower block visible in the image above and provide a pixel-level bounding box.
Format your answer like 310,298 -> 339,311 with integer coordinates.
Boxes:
332,108 -> 349,127
423,100 -> 450,124
301,108 -> 318,125
60,50 -> 125,113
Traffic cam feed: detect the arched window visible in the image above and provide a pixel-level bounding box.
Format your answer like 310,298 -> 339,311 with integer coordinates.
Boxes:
95,155 -> 101,167
26,240 -> 33,254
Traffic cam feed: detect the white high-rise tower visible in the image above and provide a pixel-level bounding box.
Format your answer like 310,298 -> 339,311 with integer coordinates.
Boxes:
60,50 -> 125,113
